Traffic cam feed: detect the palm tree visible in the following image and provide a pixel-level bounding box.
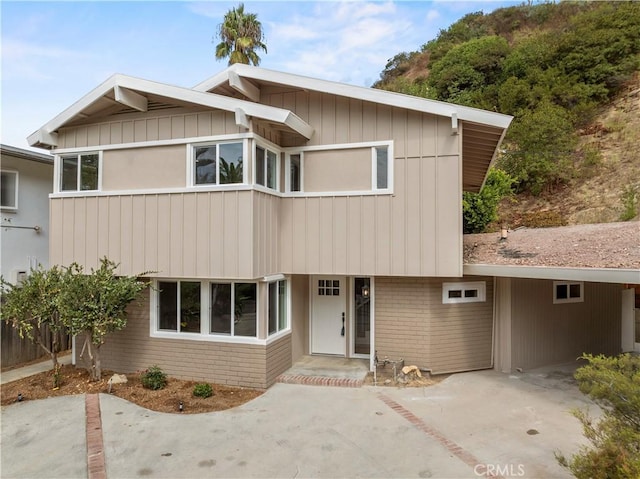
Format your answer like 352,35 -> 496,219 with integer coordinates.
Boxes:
215,3 -> 267,66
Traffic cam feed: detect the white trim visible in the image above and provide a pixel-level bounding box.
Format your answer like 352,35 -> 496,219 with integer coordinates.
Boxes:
262,273 -> 285,282
371,144 -> 393,193
553,281 -> 584,304
188,139 -> 247,187
369,277 -> 375,372
464,264 -> 640,284
0,169 -> 19,211
285,152 -> 304,193
350,276 -> 372,360
114,85 -> 148,112
442,281 -> 486,304
254,141 -> 280,191
282,140 -> 392,153
193,64 -> 513,129
51,132 -> 254,155
56,151 -> 102,194
29,73 -> 314,148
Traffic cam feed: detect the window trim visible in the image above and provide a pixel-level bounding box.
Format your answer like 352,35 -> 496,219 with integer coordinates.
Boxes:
1,170 -> 19,211
372,145 -> 392,192
55,151 -> 102,193
150,278 -> 291,344
553,281 -> 584,304
285,152 -> 304,193
442,281 -> 486,304
254,142 -> 280,191
188,139 -> 248,187
267,279 -> 289,336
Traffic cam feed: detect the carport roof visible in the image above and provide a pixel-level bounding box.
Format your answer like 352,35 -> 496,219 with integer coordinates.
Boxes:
463,221 -> 640,283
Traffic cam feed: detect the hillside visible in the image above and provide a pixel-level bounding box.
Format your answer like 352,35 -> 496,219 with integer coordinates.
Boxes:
374,2 -> 640,230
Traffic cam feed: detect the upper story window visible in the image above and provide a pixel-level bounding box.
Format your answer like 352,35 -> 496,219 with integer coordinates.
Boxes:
193,141 -> 245,186
288,153 -> 302,192
1,170 -> 18,210
60,153 -> 100,191
374,146 -> 389,190
255,145 -> 278,190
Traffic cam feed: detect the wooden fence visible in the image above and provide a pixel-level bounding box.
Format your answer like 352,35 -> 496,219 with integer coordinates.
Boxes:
1,321 -> 71,369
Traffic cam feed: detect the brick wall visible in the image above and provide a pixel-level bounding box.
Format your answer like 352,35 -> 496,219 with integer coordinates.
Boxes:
98,288 -> 292,389
375,276 -> 494,374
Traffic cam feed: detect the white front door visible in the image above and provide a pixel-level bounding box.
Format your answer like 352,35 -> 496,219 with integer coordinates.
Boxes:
311,276 -> 347,355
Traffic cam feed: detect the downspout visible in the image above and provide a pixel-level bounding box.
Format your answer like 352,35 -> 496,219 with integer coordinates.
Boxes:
490,276 -> 497,369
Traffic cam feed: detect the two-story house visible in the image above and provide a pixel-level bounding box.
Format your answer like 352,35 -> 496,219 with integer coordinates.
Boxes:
30,65 -> 634,389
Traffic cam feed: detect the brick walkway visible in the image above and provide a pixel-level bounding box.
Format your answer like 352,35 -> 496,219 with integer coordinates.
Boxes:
276,374 -> 363,387
85,394 -> 107,479
377,393 -> 504,479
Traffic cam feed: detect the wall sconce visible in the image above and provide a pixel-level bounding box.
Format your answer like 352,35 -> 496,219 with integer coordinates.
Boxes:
362,284 -> 370,298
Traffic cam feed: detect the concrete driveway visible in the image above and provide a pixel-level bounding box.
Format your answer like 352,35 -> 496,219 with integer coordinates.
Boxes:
1,368 -> 597,479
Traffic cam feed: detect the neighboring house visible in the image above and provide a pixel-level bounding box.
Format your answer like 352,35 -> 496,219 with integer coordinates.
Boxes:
464,222 -> 640,372
0,144 -> 53,282
1,144 -> 55,367
29,65 -> 635,388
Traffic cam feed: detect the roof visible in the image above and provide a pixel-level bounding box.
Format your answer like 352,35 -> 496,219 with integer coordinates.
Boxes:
195,65 -> 513,193
28,65 -> 512,192
463,222 -> 640,283
0,144 -> 53,165
27,74 -> 313,149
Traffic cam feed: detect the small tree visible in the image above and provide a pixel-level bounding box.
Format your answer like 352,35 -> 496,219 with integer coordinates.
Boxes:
0,266 -> 67,369
557,354 -> 640,478
463,168 -> 514,233
58,258 -> 148,381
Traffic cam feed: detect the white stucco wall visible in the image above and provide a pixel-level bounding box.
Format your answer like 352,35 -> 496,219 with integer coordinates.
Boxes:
1,154 -> 52,282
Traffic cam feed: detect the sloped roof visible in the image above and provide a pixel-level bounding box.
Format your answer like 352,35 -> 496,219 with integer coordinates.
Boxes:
195,64 -> 512,192
1,144 -> 53,164
463,222 -> 640,283
28,74 -> 313,149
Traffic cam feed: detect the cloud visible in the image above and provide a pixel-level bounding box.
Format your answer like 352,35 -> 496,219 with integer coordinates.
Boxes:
2,39 -> 88,61
426,9 -> 440,22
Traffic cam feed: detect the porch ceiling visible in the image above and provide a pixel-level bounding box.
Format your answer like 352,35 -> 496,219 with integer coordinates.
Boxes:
462,122 -> 506,193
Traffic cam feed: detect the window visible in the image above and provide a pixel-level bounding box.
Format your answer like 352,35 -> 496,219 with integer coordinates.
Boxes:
318,279 -> 340,296
442,282 -> 486,304
268,280 -> 288,335
288,153 -> 302,192
210,282 -> 257,337
194,142 -> 244,185
374,146 -> 389,190
158,281 -> 201,333
60,153 -> 100,191
255,145 -> 278,190
553,281 -> 584,304
1,171 -> 18,210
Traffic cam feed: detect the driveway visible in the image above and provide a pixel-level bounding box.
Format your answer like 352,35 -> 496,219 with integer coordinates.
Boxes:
1,368 -> 597,478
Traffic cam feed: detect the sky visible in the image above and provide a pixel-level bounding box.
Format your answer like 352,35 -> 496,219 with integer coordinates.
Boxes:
1,0 -> 521,151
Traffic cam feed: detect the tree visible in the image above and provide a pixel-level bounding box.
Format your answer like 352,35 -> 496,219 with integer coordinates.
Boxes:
57,258 -> 148,381
1,266 -> 68,369
557,354 -> 640,479
215,3 -> 267,66
463,168 -> 514,234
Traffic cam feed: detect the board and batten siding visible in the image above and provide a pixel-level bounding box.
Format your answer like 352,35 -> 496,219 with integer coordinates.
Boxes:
49,190 -> 275,279
57,109 -> 242,149
375,277 -> 494,374
278,155 -> 461,277
99,288 -> 292,388
508,279 -> 622,371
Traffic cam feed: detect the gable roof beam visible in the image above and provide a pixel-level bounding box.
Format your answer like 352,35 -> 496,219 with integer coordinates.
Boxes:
114,85 -> 148,112
451,113 -> 459,135
229,71 -> 261,102
235,108 -> 251,130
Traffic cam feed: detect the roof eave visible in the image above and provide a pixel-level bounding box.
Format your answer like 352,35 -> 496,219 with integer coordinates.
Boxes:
464,263 -> 640,284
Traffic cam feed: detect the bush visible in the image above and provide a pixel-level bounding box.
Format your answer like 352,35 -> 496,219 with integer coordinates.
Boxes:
619,184 -> 639,221
556,354 -> 640,479
463,168 -> 514,233
193,383 -> 213,398
141,365 -> 167,390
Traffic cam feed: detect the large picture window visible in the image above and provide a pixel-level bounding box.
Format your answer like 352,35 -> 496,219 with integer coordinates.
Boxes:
60,153 -> 100,191
194,142 -> 244,186
154,279 -> 289,342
